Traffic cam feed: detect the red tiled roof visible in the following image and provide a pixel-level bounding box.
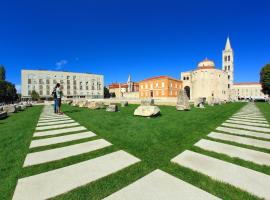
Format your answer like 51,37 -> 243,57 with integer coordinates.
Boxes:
140,75 -> 181,82
234,82 -> 260,85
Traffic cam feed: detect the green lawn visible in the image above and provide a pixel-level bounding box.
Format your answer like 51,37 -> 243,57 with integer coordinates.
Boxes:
0,106 -> 43,200
2,102 -> 270,200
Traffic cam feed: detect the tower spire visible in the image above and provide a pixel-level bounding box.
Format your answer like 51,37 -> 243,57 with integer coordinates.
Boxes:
225,37 -> 232,50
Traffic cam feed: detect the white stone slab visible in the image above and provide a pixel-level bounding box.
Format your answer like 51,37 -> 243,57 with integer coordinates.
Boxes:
30,131 -> 96,148
24,139 -> 112,166
36,122 -> 80,131
39,116 -> 70,121
104,169 -> 220,200
233,114 -> 263,118
229,117 -> 268,124
222,122 -> 270,133
226,120 -> 270,127
38,118 -> 73,123
195,139 -> 270,166
34,126 -> 87,137
231,116 -> 265,120
208,132 -> 270,150
171,150 -> 270,200
13,150 -> 140,200
216,127 -> 270,140
37,120 -> 75,126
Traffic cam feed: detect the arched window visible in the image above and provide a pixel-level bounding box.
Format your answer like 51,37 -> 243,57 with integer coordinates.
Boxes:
224,56 -> 227,61
228,75 -> 230,80
225,66 -> 227,71
228,56 -> 230,61
228,65 -> 230,70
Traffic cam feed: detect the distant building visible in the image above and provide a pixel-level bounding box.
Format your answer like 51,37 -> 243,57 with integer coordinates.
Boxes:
21,70 -> 104,100
139,76 -> 182,98
108,75 -> 139,98
232,82 -> 268,100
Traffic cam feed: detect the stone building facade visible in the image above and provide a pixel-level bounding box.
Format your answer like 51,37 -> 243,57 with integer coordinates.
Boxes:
232,82 -> 268,100
21,70 -> 104,100
139,76 -> 182,99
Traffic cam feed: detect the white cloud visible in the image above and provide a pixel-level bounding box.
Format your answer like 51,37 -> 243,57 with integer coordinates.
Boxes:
55,60 -> 68,70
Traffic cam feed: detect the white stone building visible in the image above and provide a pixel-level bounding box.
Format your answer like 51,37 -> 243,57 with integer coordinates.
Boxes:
181,58 -> 229,102
21,70 -> 104,100
181,37 -> 266,102
232,82 -> 268,100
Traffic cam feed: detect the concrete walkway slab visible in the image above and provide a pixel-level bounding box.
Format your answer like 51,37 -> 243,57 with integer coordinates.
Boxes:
226,120 -> 270,127
39,116 -> 70,121
229,117 -> 268,124
231,116 -> 265,120
38,118 -> 73,123
208,132 -> 270,150
34,126 -> 87,137
104,169 -> 220,200
195,139 -> 270,166
216,127 -> 270,140
36,122 -> 80,131
30,131 -> 96,148
222,122 -> 270,133
37,120 -> 75,126
13,150 -> 140,200
24,139 -> 112,166
171,150 -> 270,200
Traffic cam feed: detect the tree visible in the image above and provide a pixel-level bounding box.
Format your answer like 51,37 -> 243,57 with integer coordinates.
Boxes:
260,64 -> 270,97
104,86 -> 110,98
111,92 -> 116,98
0,65 -> 6,81
0,80 -> 18,103
31,90 -> 40,101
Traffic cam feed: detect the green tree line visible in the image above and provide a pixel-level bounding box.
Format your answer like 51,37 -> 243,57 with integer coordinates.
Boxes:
0,65 -> 18,103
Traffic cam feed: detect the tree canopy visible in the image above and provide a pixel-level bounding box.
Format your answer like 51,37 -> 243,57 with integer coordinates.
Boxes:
0,66 -> 18,103
260,64 -> 270,97
0,65 -> 6,81
31,90 -> 40,101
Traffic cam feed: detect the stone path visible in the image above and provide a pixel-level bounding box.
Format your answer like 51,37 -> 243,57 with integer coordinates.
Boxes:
208,132 -> 270,149
194,139 -> 270,166
216,126 -> 270,139
24,139 -> 112,167
30,131 -> 96,148
226,119 -> 270,127
171,150 -> 270,200
104,169 -> 220,200
13,105 -> 141,200
14,151 -> 140,200
171,103 -> 270,200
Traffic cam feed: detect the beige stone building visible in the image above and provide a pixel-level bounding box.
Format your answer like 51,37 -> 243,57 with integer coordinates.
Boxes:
181,58 -> 229,102
232,82 -> 268,100
21,70 -> 104,100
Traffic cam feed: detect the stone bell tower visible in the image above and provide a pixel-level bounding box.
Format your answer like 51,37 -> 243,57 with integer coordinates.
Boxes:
222,37 -> 234,89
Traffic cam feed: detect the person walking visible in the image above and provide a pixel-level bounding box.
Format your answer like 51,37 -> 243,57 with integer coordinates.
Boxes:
51,86 -> 58,113
55,83 -> 63,114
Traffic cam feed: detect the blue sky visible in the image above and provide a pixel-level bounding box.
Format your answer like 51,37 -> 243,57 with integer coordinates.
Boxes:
1,0 -> 270,92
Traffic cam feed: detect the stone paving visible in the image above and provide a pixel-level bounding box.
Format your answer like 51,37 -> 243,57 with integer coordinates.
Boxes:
171,103 -> 270,200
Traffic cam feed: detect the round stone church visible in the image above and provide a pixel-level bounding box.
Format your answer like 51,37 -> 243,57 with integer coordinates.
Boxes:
181,38 -> 233,102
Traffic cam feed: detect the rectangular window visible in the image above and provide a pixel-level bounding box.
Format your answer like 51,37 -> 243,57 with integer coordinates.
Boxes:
162,82 -> 164,88
28,79 -> 31,84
